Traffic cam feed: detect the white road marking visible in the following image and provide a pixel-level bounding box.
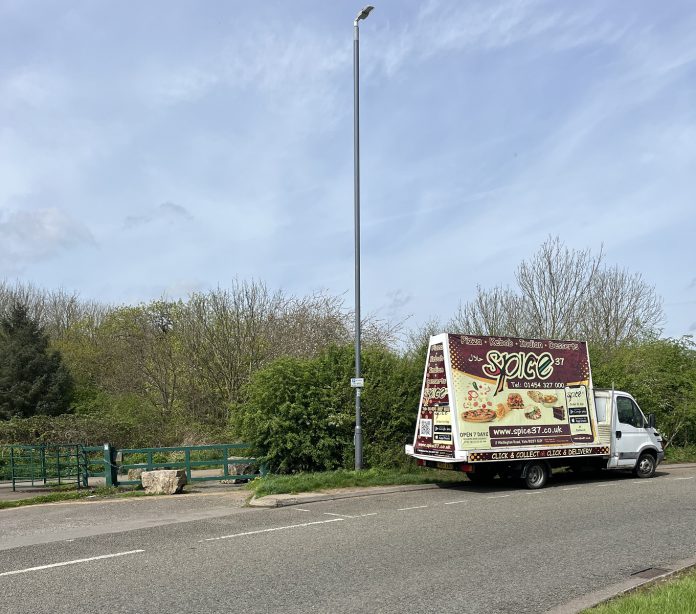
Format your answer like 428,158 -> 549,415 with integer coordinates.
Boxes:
674,477 -> 694,481
202,518 -> 343,541
524,491 -> 544,495
295,508 -> 311,512
487,494 -> 511,499
0,550 -> 145,577
397,505 -> 428,511
444,500 -> 468,505
323,512 -> 377,519
562,487 -> 580,491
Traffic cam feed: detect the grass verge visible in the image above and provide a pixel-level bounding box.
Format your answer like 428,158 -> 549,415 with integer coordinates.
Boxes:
0,486 -> 151,510
246,467 -> 468,498
664,445 -> 696,464
584,568 -> 696,613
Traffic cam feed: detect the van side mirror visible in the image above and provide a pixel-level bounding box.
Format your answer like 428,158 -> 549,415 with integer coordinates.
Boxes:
647,413 -> 655,429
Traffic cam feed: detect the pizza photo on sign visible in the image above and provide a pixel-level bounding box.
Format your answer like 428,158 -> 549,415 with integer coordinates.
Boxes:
461,408 -> 496,422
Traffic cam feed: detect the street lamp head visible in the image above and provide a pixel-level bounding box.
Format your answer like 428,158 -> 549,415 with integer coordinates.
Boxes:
355,5 -> 374,23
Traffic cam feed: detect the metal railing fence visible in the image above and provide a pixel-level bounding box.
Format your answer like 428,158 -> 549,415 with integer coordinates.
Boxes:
102,443 -> 263,487
1,443 -> 262,491
0,444 -> 87,491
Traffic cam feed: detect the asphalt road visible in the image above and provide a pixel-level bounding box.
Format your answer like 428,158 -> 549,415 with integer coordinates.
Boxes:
1,466 -> 695,614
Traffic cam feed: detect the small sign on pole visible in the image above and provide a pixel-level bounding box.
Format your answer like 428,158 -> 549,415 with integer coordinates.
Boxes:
350,377 -> 365,388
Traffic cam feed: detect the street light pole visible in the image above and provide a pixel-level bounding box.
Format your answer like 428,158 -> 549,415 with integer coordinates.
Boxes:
353,6 -> 373,471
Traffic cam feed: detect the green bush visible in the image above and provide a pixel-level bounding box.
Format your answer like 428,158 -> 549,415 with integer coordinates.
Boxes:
231,344 -> 422,473
590,337 -> 696,447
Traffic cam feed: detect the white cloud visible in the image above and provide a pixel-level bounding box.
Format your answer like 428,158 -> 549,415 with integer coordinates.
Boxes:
0,207 -> 95,272
367,0 -> 624,79
124,202 -> 194,229
144,65 -> 221,106
0,67 -> 67,110
139,22 -> 349,113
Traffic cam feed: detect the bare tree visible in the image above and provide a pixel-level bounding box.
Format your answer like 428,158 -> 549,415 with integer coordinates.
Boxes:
0,280 -> 46,322
358,313 -> 405,350
579,266 -> 663,346
450,236 -> 663,345
177,281 -> 290,420
137,301 -> 182,425
271,291 -> 351,357
0,280 -> 108,340
450,286 -> 528,337
403,317 -> 444,357
43,291 -> 108,340
515,237 -> 603,338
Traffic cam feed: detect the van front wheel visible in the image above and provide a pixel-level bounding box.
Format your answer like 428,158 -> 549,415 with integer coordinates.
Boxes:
523,461 -> 549,489
634,452 -> 656,478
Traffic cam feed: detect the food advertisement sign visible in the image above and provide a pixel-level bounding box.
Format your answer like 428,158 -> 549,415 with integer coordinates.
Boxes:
413,342 -> 455,457
449,335 -> 598,451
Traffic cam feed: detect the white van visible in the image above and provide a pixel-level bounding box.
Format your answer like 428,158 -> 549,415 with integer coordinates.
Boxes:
405,334 -> 663,488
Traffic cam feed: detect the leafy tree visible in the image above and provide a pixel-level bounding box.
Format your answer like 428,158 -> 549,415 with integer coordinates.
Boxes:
590,337 -> 696,447
0,303 -> 74,419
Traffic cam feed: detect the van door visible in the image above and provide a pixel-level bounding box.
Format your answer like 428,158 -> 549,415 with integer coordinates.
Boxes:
614,395 -> 648,468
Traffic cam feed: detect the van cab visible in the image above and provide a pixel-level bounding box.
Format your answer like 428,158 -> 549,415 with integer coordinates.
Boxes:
594,389 -> 664,477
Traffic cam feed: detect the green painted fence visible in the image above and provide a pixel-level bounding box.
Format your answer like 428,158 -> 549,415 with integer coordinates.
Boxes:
0,444 -> 88,491
1,443 -> 263,491
93,443 -> 264,487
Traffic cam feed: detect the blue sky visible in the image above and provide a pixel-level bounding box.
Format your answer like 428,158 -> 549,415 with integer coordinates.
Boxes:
1,0 -> 695,337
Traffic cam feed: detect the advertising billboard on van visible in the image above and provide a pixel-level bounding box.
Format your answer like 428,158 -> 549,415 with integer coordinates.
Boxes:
413,334 -> 600,458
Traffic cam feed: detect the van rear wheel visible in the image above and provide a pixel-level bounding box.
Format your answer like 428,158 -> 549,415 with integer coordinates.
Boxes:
523,461 -> 549,489
634,452 -> 656,478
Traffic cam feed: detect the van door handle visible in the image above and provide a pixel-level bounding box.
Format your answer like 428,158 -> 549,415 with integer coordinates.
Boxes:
616,431 -> 622,439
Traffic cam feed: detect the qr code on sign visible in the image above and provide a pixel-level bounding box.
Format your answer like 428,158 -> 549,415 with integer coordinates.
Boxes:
419,419 -> 433,438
